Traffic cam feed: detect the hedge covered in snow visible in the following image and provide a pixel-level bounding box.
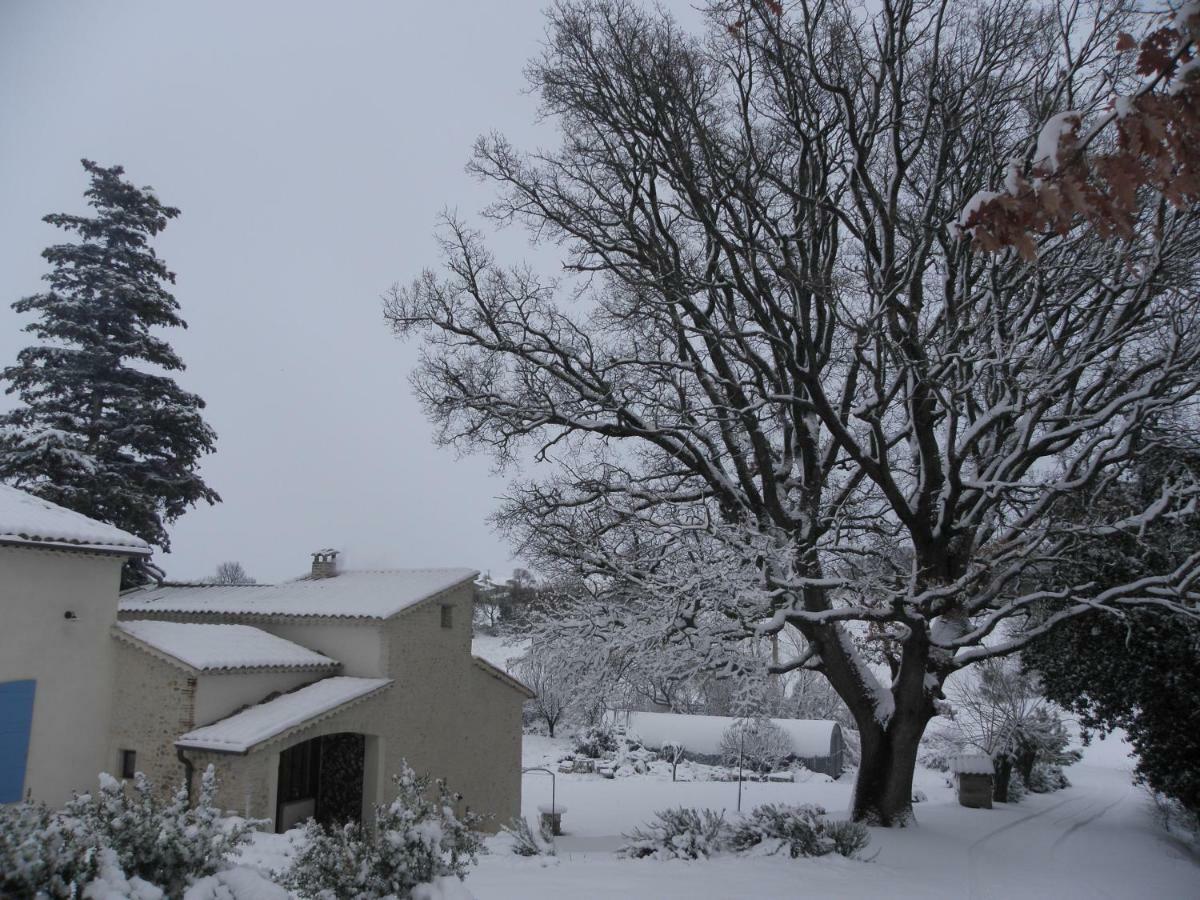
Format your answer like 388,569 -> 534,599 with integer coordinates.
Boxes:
0,766 -> 264,900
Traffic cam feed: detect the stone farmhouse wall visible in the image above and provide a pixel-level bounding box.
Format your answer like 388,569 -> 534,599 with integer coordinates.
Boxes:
109,641 -> 197,798
180,580 -> 524,831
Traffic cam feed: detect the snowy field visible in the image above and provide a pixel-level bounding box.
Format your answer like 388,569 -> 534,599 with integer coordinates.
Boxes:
238,730 -> 1199,899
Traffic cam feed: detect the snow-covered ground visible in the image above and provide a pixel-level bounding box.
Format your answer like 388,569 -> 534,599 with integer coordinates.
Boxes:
239,730 -> 1198,899
465,732 -> 1198,900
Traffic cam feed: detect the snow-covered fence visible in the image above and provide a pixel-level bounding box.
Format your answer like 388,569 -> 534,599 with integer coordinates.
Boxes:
610,711 -> 846,777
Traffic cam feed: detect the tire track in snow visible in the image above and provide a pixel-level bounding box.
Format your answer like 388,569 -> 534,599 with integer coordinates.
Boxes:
966,794 -> 1085,900
1049,783 -> 1130,855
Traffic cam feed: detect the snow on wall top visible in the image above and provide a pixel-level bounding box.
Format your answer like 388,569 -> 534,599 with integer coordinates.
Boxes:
119,568 -> 478,620
0,484 -> 150,555
949,755 -> 995,776
616,710 -> 840,758
175,676 -> 392,753
114,620 -> 339,672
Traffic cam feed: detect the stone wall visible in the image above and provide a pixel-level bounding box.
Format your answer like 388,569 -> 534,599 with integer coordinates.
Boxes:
192,579 -> 527,832
957,772 -> 994,809
109,640 -> 197,798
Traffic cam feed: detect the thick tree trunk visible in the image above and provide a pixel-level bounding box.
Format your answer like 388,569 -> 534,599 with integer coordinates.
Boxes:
993,757 -> 1013,803
851,713 -> 928,826
1016,749 -> 1036,784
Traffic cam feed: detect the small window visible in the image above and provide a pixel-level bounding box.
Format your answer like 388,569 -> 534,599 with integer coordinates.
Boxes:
120,749 -> 136,779
440,604 -> 453,629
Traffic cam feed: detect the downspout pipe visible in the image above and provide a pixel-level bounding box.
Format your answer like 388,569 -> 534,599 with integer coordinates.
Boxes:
176,746 -> 195,805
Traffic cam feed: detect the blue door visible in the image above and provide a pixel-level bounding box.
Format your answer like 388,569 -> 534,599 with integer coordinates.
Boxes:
0,680 -> 36,803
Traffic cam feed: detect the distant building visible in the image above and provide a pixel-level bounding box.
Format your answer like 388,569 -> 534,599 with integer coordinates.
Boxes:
1,485 -> 532,832
610,709 -> 846,777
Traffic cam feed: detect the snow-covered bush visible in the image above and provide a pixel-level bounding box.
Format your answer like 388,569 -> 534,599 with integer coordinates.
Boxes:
720,719 -> 792,776
728,804 -> 870,859
825,819 -> 871,858
0,800 -> 104,898
572,724 -> 618,759
84,848 -> 165,900
1026,762 -> 1071,793
500,817 -> 555,857
1,767 -> 251,900
618,808 -> 727,860
727,803 -> 829,857
1006,772 -> 1028,803
65,766 -> 254,898
283,761 -> 484,899
182,867 -> 290,900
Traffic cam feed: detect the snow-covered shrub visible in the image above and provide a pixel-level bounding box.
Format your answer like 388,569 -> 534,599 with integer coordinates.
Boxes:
0,800 -> 104,898
727,803 -> 829,858
65,766 -> 254,898
618,808 -> 727,860
2,768 -> 251,900
720,719 -> 792,776
284,761 -> 484,899
728,804 -> 870,859
824,820 -> 871,858
1026,762 -> 1071,793
182,867 -> 290,900
573,724 -> 618,758
1006,772 -> 1028,803
83,847 -> 165,900
500,817 -> 555,856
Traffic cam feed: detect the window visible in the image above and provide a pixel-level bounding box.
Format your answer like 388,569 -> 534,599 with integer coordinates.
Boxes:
440,604 -> 453,629
120,749 -> 137,779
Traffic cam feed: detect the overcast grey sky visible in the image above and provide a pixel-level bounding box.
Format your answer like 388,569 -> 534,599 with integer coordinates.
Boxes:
0,0 -> 652,583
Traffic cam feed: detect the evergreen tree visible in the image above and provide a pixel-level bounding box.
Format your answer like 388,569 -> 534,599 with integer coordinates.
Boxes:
0,159 -> 218,566
1023,435 -> 1200,821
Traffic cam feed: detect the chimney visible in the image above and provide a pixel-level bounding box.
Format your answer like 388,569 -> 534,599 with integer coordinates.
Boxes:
311,548 -> 339,579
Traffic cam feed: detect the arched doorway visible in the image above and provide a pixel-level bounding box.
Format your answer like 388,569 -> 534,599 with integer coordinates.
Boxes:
276,732 -> 365,832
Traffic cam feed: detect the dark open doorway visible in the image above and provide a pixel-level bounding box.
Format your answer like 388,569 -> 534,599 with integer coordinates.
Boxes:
276,732 -> 365,832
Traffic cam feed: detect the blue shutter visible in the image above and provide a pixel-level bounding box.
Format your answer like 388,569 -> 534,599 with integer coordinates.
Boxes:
0,680 -> 36,803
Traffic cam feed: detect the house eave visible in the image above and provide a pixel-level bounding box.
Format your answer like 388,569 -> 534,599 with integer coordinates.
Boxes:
0,536 -> 151,558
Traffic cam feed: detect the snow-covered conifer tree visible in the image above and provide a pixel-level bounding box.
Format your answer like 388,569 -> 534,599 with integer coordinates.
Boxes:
0,160 -> 218,570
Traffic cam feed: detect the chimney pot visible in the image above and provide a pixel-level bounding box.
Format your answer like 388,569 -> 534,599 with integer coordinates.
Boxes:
311,548 -> 339,579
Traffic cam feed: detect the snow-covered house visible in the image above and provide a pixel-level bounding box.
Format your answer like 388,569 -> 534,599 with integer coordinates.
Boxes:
117,552 -> 534,831
1,485 -> 532,832
612,710 -> 847,777
0,484 -> 151,807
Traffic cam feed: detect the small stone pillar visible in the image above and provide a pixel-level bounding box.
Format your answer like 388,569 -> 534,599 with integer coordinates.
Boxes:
950,755 -> 994,809
538,804 -> 566,836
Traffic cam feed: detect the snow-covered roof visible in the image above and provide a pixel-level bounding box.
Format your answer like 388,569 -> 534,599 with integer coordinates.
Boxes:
114,621 -> 339,672
472,656 -> 536,698
471,635 -> 530,673
119,568 -> 478,620
175,676 -> 392,753
617,711 -> 841,758
0,484 -> 150,555
949,755 -> 995,776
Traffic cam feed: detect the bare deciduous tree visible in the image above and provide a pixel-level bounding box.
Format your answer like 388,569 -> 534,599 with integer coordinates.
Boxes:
208,561 -> 254,585
389,0 -> 1200,824
516,649 -> 574,738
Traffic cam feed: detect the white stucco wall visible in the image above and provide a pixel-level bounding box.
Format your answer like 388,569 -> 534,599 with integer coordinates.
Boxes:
0,545 -> 124,807
261,621 -> 382,676
193,670 -> 323,726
